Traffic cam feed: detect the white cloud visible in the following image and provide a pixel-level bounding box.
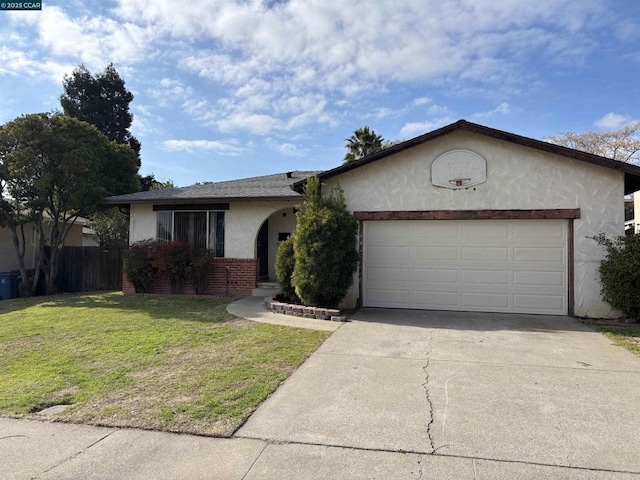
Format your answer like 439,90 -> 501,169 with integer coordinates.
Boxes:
0,46 -> 74,81
0,0 -> 614,142
217,113 -> 281,135
131,105 -> 163,136
473,102 -> 510,119
399,117 -> 455,139
115,0 -> 607,94
413,97 -> 432,106
594,112 -> 636,130
268,140 -> 305,158
32,6 -> 155,69
163,139 -> 246,155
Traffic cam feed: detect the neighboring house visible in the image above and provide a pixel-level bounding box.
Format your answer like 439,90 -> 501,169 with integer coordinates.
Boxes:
0,218 -> 86,272
624,198 -> 634,235
82,226 -> 101,247
104,120 -> 640,318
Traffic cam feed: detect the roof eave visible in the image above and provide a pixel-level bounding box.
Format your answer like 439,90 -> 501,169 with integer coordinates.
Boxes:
102,195 -> 303,206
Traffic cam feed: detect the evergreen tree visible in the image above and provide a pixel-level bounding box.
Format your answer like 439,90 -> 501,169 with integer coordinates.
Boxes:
61,64 -> 141,164
292,176 -> 359,308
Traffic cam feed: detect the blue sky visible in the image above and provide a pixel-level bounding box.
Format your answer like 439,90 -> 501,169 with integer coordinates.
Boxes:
1,0 -> 639,187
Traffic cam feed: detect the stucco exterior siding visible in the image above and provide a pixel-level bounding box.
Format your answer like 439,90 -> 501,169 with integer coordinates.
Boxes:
129,201 -> 300,262
0,225 -> 36,271
226,201 -> 299,259
129,204 -> 156,244
325,131 -> 624,317
267,207 -> 297,280
0,222 -> 85,272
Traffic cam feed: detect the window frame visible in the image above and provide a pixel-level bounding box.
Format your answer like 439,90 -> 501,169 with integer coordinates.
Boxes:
155,209 -> 225,257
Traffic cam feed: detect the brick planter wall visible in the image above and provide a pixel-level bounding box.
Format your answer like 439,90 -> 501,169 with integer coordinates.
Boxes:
264,298 -> 346,322
123,258 -> 258,297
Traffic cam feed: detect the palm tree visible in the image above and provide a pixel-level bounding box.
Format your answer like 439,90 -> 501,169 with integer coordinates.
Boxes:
343,126 -> 384,164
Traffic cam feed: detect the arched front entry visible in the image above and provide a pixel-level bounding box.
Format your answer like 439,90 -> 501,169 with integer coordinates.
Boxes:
255,207 -> 297,281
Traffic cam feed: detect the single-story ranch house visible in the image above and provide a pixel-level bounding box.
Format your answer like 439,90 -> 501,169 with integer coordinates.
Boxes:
104,120 -> 640,318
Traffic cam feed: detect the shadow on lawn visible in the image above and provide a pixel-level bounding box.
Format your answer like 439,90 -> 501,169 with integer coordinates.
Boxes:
0,292 -> 240,324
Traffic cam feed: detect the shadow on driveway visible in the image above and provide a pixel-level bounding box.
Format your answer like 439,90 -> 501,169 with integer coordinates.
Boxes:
351,307 -> 591,333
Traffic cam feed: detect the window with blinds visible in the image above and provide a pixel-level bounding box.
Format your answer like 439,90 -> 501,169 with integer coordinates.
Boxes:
156,210 -> 224,257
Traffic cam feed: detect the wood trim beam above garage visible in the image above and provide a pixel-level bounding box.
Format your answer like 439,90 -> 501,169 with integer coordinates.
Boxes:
354,209 -> 581,221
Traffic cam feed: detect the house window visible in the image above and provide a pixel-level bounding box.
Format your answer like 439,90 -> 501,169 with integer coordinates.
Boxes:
155,210 -> 225,256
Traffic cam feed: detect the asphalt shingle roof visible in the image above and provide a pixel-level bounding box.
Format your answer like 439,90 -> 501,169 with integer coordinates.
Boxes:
104,171 -> 318,205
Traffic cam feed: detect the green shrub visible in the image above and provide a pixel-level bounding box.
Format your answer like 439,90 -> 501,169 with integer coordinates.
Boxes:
275,235 -> 299,303
151,241 -> 191,294
124,240 -> 157,293
292,176 -> 359,308
189,250 -> 214,295
594,233 -> 640,319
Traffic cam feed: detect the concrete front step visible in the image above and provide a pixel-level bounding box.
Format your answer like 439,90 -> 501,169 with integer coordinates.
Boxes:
252,283 -> 281,297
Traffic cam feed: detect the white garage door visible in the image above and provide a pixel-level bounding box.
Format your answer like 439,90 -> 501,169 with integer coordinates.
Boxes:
363,219 -> 568,315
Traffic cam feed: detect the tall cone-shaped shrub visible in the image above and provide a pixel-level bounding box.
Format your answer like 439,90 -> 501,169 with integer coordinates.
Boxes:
292,176 -> 359,308
275,235 -> 298,303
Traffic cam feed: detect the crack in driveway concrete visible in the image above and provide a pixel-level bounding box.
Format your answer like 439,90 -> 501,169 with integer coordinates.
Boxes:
422,328 -> 436,454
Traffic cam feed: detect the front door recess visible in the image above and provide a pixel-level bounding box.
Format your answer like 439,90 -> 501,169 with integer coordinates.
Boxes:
257,220 -> 269,280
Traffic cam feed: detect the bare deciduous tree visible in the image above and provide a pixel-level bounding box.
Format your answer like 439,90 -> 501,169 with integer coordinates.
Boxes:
546,122 -> 640,164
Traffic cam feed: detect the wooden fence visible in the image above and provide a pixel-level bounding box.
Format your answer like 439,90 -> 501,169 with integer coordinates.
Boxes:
55,246 -> 123,292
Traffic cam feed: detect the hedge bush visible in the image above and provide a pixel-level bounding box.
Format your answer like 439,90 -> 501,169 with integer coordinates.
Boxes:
275,235 -> 299,303
594,233 -> 640,319
151,241 -> 191,294
189,250 -> 214,295
124,240 -> 157,293
292,176 -> 358,308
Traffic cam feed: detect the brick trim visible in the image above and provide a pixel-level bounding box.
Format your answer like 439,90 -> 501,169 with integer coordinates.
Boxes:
123,258 -> 258,297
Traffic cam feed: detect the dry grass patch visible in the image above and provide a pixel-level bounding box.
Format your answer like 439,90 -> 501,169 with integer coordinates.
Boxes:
580,318 -> 640,358
0,292 -> 330,436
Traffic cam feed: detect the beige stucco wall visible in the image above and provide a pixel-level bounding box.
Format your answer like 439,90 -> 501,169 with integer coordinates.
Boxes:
325,131 -> 624,317
0,225 -> 36,271
266,207 -> 297,280
129,204 -> 156,244
0,221 -> 84,272
129,200 -> 300,265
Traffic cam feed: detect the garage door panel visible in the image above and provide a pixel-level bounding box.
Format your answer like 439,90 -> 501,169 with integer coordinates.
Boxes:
412,222 -> 459,238
462,223 -> 510,240
367,289 -> 410,307
412,268 -> 458,283
368,221 -> 411,241
462,292 -> 510,309
366,267 -> 410,282
410,291 -> 459,308
367,245 -> 410,262
513,221 -> 565,240
413,246 -> 459,261
514,294 -> 565,311
514,270 -> 565,287
462,270 -> 509,285
514,247 -> 564,263
363,220 -> 567,315
462,246 -> 510,262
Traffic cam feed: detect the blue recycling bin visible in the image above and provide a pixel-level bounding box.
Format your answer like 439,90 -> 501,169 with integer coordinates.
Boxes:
0,272 -> 19,300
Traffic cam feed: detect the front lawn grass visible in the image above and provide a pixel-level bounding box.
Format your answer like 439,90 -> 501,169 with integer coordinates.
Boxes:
0,292 -> 330,436
581,319 -> 640,358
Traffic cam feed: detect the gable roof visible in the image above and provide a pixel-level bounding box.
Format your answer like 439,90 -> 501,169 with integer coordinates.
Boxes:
293,120 -> 640,195
103,170 -> 317,206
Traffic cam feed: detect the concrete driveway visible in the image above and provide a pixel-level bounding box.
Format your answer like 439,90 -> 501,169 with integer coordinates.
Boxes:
237,309 -> 640,478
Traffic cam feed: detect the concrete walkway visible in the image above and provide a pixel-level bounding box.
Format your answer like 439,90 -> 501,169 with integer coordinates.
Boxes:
3,304 -> 640,479
226,295 -> 341,332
